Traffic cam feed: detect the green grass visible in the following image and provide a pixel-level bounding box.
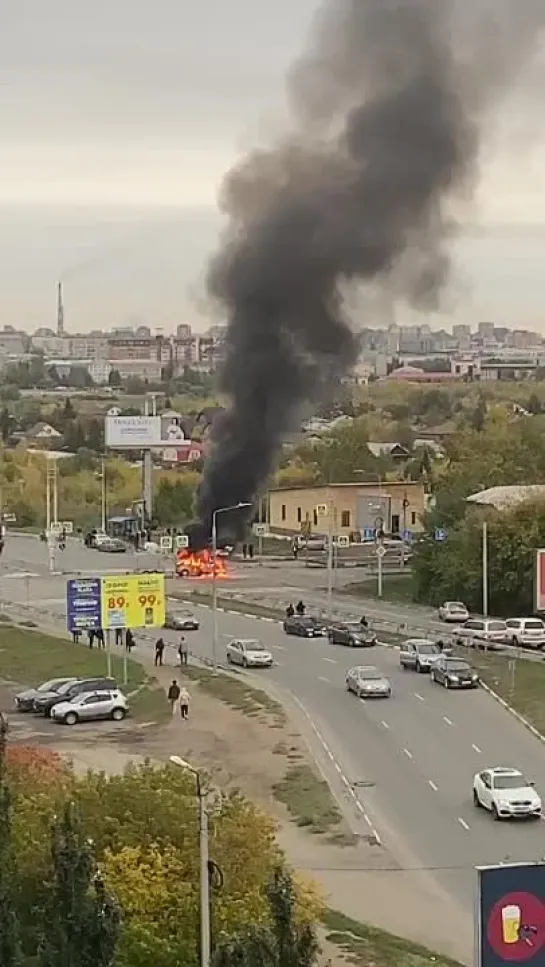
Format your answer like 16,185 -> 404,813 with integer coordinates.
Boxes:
273,764 -> 343,834
0,627 -> 146,689
464,647 -> 545,734
182,665 -> 286,726
322,909 -> 463,967
340,573 -> 415,604
129,682 -> 171,724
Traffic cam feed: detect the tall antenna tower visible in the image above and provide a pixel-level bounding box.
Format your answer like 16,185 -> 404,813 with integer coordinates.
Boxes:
56,281 -> 64,336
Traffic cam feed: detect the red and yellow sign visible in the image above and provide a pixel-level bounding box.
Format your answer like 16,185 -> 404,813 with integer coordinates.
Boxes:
100,573 -> 166,630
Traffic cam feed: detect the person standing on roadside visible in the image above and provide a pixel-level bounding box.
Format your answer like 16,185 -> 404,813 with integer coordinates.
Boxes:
179,685 -> 190,720
154,637 -> 165,666
178,636 -> 188,666
125,629 -> 135,652
167,680 -> 180,716
115,627 -> 123,646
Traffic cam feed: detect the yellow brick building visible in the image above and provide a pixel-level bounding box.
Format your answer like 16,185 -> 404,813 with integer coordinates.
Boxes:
268,482 -> 426,538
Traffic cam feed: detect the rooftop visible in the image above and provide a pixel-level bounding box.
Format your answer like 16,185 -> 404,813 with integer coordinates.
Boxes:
467,485 -> 545,511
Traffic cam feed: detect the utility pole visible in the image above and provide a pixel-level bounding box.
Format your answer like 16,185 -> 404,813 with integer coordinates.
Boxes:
100,459 -> 107,533
326,502 -> 334,623
482,521 -> 488,617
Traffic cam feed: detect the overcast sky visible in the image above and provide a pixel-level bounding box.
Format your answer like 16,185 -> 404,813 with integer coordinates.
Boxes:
2,0 -> 545,334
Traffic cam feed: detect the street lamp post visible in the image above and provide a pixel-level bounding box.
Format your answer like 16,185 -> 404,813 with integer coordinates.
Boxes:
170,756 -> 210,967
211,502 -> 251,672
99,459 -> 107,533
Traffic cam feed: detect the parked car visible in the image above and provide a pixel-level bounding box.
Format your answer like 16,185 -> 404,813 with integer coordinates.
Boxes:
283,615 -> 326,638
226,638 -> 273,667
96,538 -> 126,553
504,618 -> 545,650
15,677 -> 77,713
455,618 -> 507,651
399,639 -> 442,672
328,622 -> 377,647
430,656 -> 479,689
164,610 -> 199,631
33,677 -> 118,716
84,529 -> 109,548
473,767 -> 541,819
438,601 -> 469,623
346,666 -> 391,698
50,689 -> 128,725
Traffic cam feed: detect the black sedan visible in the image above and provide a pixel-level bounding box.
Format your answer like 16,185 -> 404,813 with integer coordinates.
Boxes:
328,622 -> 377,647
164,611 -> 200,631
430,656 -> 479,689
283,615 -> 326,638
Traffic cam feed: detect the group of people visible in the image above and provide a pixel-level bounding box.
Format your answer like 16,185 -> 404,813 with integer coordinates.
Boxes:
154,636 -> 189,667
285,600 -> 306,618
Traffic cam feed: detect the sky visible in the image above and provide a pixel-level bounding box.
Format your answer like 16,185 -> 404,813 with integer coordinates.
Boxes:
1,0 -> 545,334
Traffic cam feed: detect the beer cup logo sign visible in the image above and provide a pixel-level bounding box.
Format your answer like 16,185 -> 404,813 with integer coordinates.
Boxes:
487,892 -> 545,961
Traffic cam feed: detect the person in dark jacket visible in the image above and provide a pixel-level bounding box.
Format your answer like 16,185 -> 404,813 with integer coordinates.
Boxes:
167,680 -> 180,715
296,600 -> 305,616
154,638 -> 165,666
125,629 -> 135,652
286,603 -> 295,618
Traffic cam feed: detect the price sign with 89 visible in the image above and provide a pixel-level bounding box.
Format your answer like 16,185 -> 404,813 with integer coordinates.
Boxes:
108,595 -> 126,609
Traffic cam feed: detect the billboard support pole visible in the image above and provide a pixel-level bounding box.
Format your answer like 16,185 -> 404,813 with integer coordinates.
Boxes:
123,645 -> 128,687
482,522 -> 488,617
106,629 -> 112,678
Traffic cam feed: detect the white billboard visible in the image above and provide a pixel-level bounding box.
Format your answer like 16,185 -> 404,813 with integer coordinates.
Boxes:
105,415 -> 190,449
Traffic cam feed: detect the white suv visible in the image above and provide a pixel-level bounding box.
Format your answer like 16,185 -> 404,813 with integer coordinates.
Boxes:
456,618 -> 507,651
505,618 -> 545,650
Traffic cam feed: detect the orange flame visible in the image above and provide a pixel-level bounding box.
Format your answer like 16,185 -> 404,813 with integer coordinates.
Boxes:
176,548 -> 228,579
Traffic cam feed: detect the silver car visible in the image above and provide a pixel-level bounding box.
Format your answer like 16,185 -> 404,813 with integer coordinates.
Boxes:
504,618 -> 545,650
226,639 -> 273,667
456,619 -> 507,651
50,689 -> 128,725
399,639 -> 441,672
438,601 -> 469,623
346,665 -> 391,698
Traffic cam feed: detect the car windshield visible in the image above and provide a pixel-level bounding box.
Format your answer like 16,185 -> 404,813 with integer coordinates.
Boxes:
56,681 -> 76,695
493,774 -> 529,790
346,623 -> 365,632
447,602 -> 466,610
244,641 -> 264,651
298,617 -> 315,627
38,679 -> 63,692
359,669 -> 382,680
445,661 -> 470,672
524,620 -> 544,630
416,643 -> 438,655
488,622 -> 507,632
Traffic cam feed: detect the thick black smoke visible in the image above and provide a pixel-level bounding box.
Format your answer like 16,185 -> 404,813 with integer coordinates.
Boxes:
190,0 -> 545,548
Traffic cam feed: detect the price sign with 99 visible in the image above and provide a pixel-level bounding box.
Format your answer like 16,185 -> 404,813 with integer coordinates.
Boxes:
108,595 -> 126,610
138,593 -> 157,608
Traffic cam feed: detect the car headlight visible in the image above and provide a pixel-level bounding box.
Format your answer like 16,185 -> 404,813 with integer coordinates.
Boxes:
498,800 -> 511,808
450,675 -> 459,682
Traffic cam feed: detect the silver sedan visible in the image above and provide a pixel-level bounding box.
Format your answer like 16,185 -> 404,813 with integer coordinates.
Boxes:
346,665 -> 391,699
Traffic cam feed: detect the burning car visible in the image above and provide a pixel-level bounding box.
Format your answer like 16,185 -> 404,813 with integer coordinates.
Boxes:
176,548 -> 228,579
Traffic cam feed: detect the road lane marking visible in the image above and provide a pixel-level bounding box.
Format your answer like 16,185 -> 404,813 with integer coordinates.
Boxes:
318,676 -> 330,684
443,716 -> 453,726
403,748 -> 413,759
322,657 -> 337,664
428,780 -> 438,791
458,817 -> 470,830
414,692 -> 425,702
472,743 -> 482,754
381,720 -> 390,730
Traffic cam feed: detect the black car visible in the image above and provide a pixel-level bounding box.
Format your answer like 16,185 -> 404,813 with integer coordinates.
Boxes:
15,677 -> 77,712
283,615 -> 325,638
33,677 -> 118,716
430,656 -> 479,689
328,622 -> 377,647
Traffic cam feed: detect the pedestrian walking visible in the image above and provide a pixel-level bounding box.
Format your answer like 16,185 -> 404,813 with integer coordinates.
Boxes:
242,543 -> 247,560
125,629 -> 135,652
154,637 -> 165,666
72,629 -> 81,644
178,636 -> 188,666
115,628 -> 123,646
87,629 -> 95,649
286,603 -> 295,618
248,543 -> 254,559
292,540 -> 299,560
179,685 -> 190,720
296,600 -> 305,616
167,680 -> 180,716
96,628 -> 105,649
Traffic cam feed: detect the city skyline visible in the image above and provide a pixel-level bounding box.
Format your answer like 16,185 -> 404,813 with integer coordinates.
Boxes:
1,0 -> 545,332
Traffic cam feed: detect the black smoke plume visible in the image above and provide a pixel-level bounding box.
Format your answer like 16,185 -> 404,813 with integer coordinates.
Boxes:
190,0 -> 545,549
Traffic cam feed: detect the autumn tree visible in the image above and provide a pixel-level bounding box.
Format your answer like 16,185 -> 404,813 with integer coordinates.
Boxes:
0,718 -> 22,967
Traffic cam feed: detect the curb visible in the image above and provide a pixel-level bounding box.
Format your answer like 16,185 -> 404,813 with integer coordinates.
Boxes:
478,680 -> 545,744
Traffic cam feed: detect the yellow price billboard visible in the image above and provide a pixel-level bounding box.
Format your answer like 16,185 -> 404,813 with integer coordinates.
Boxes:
100,573 -> 166,630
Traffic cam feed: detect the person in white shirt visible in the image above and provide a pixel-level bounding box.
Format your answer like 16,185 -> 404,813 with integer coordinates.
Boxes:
179,686 -> 190,719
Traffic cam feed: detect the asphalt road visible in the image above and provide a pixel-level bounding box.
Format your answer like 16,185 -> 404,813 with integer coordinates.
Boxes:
5,532 -> 545,949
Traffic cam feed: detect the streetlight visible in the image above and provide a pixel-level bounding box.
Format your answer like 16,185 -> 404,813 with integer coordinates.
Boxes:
97,459 -> 107,533
211,502 -> 251,671
170,755 -> 210,967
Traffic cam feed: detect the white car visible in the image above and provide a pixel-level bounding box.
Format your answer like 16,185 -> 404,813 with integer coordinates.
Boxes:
50,689 -> 128,725
438,601 -> 469,623
473,767 -> 541,820
399,639 -> 442,672
504,618 -> 545,650
456,618 -> 507,651
226,639 -> 273,668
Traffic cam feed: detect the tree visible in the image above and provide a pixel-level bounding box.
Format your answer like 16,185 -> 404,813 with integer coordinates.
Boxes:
154,477 -> 199,528
38,803 -> 120,967
108,369 -> 122,388
0,718 -> 22,967
0,408 -> 13,444
62,397 -> 76,421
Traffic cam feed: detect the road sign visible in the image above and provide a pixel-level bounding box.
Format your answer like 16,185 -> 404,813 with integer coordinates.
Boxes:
434,528 -> 447,542
175,534 -> 189,549
336,535 -> 350,548
60,521 -> 73,534
160,535 -> 173,550
66,578 -> 102,632
100,573 -> 166,630
376,544 -> 387,558
49,522 -> 62,535
316,503 -> 328,517
477,862 -> 545,967
253,523 -> 267,537
363,527 -> 375,541
402,529 -> 413,543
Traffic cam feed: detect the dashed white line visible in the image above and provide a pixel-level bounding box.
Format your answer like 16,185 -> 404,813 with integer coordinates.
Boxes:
428,780 -> 438,792
472,743 -> 482,754
403,748 -> 413,760
381,720 -> 390,730
318,676 -> 330,684
322,657 -> 337,664
458,817 -> 470,831
414,692 -> 425,702
443,716 -> 453,726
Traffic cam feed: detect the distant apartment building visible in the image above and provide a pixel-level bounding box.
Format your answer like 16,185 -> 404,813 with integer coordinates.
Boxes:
452,324 -> 471,351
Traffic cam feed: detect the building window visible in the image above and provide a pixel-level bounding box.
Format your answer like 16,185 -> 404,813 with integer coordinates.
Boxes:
297,507 -> 302,523
281,504 -> 286,522
411,512 -> 416,526
341,510 -> 350,528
